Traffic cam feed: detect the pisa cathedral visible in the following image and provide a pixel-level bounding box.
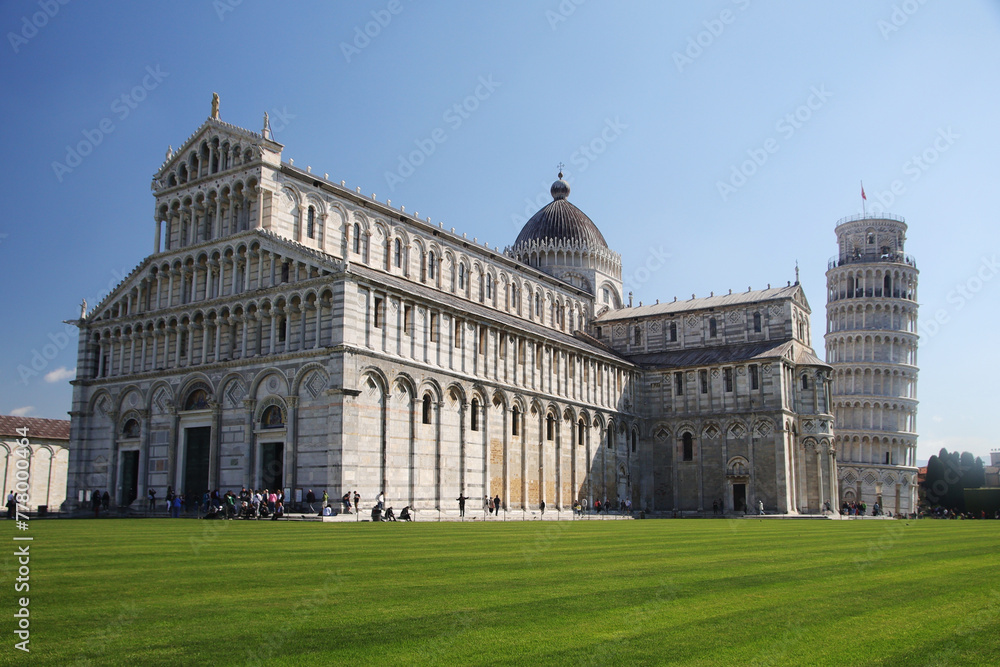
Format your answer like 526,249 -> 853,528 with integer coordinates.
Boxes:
66,100 -> 910,517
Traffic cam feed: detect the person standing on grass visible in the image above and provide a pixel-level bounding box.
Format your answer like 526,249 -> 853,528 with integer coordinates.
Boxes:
92,489 -> 101,517
6,490 -> 17,519
147,487 -> 156,512
267,489 -> 277,515
457,494 -> 468,517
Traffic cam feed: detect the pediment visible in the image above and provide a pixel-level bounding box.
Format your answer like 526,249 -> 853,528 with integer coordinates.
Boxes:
790,284 -> 811,312
151,116 -> 283,192
83,229 -> 341,325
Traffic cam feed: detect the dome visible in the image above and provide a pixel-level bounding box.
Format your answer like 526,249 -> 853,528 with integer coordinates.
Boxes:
513,175 -> 609,250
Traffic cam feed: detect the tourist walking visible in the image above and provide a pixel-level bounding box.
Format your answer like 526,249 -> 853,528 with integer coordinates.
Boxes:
147,487 -> 156,512
92,489 -> 101,517
457,494 -> 468,517
6,490 -> 16,519
493,494 -> 501,516
758,499 -> 765,515
306,489 -> 316,513
353,491 -> 360,513
377,491 -> 385,511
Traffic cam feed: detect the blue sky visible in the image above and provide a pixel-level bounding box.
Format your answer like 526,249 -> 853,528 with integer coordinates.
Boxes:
1,1 -> 997,463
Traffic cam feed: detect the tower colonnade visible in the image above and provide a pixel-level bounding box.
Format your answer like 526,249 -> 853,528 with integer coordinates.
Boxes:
825,214 -> 919,515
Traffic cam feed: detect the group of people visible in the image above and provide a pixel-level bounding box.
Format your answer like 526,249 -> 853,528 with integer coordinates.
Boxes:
841,501 -> 873,517
142,486 -> 289,520
589,497 -> 633,515
89,490 -> 111,517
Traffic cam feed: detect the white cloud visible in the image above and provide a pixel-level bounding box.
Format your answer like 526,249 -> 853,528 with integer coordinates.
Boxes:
932,415 -> 943,423
10,406 -> 34,417
44,366 -> 76,383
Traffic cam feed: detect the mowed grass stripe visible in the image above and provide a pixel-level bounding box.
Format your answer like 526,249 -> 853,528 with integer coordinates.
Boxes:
17,519 -> 1000,666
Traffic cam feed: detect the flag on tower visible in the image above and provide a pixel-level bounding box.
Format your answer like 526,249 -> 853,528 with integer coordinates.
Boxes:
861,182 -> 866,200
861,181 -> 867,217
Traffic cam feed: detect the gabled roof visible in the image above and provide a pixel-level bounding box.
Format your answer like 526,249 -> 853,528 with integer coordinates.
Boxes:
0,415 -> 70,441
153,116 -> 282,180
625,338 -> 828,370
82,228 -> 343,323
596,284 -> 809,322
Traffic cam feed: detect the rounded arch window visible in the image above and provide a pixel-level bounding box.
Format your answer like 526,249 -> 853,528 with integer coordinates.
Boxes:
682,432 -> 693,461
261,405 -> 285,429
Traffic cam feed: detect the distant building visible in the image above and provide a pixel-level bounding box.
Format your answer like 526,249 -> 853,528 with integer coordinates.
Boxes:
0,415 -> 70,512
985,451 -> 1000,488
825,214 -> 920,514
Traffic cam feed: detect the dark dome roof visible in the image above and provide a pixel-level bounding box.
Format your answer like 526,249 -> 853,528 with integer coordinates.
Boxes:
513,177 -> 608,249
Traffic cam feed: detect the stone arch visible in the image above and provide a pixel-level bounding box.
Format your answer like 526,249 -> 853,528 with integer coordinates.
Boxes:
418,377 -> 443,403
115,384 -> 145,415
727,456 -> 750,477
446,382 -> 467,405
292,362 -> 330,397
250,367 -> 289,398
254,395 -> 288,426
119,410 -> 143,439
391,371 -> 416,399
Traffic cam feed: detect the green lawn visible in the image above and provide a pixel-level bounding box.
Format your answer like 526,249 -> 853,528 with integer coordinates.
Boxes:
6,518 -> 999,666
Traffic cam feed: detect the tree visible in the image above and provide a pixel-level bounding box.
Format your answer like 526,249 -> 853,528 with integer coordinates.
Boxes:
919,447 -> 984,512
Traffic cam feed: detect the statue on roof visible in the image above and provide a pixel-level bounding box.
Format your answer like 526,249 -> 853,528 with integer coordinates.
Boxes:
211,92 -> 220,120
165,145 -> 173,161
80,299 -> 87,320
262,111 -> 272,139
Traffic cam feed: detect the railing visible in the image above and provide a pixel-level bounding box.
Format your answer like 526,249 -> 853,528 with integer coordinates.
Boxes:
835,212 -> 906,226
828,251 -> 917,270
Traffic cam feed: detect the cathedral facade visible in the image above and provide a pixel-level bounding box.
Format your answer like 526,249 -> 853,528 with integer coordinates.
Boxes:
65,103 -> 837,515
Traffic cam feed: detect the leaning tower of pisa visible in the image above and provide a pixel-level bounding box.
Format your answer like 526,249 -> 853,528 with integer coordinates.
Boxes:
825,214 -> 919,515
